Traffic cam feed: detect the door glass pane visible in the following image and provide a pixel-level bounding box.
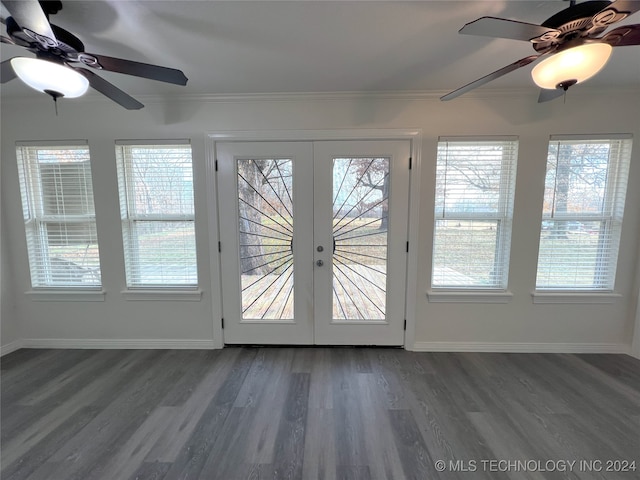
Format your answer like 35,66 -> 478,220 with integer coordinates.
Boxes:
332,158 -> 389,320
237,159 -> 294,319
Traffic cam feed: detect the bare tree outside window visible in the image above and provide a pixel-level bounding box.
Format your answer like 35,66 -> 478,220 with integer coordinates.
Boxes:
117,144 -> 197,287
237,158 -> 294,319
432,140 -> 518,288
537,137 -> 631,290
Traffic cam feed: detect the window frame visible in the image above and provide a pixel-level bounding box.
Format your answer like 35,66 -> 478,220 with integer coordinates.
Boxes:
430,136 -> 518,294
116,140 -> 199,292
16,140 -> 103,294
534,134 -> 632,294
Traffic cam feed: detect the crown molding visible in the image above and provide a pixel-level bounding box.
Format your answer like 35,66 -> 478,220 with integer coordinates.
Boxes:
2,86 -> 639,107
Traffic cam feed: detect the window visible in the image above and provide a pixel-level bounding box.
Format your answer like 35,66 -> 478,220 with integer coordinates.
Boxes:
116,141 -> 197,287
432,138 -> 518,289
16,142 -> 101,288
536,136 -> 632,290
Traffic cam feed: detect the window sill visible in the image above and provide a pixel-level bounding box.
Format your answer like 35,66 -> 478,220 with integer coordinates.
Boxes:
531,291 -> 621,304
121,289 -> 203,301
427,289 -> 513,303
26,289 -> 106,302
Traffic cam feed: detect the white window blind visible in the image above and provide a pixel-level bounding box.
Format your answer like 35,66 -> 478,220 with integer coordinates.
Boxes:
432,138 -> 518,288
536,136 -> 632,290
116,142 -> 197,287
16,142 -> 102,287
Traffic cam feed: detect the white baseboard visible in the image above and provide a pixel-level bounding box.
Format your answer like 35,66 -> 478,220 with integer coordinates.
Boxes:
0,339 -> 23,356
6,338 -> 634,355
21,338 -> 218,350
410,341 -> 630,354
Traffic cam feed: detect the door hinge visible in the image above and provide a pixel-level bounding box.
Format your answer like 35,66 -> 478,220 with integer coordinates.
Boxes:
221,318 -> 225,329
409,157 -> 412,170
406,241 -> 409,253
215,159 -> 219,171
218,241 -> 221,253
404,319 -> 407,330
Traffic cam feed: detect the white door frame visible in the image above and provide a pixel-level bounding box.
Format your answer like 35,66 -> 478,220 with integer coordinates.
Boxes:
205,129 -> 423,349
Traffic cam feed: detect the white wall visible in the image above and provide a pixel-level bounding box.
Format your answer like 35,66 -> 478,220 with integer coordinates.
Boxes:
633,290 -> 640,359
1,88 -> 639,352
1,197 -> 21,354
632,231 -> 640,359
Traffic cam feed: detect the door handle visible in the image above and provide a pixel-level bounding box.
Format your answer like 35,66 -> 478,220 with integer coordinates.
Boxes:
316,260 -> 324,267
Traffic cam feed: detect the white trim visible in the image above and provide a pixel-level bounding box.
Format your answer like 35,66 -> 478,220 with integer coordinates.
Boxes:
403,132 -> 422,350
411,341 -> 630,354
531,292 -> 622,304
7,338 -> 631,355
550,133 -> 633,141
427,290 -> 513,303
121,289 -> 203,301
1,340 -> 23,356
205,134 -> 225,350
329,320 -> 388,325
15,139 -> 88,146
438,135 -> 519,143
239,319 -> 297,325
21,338 -> 217,349
26,290 -> 106,302
207,129 -> 421,142
208,129 -> 422,350
115,139 -> 190,146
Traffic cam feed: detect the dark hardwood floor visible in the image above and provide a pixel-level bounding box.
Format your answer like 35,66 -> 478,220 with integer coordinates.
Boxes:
1,347 -> 639,480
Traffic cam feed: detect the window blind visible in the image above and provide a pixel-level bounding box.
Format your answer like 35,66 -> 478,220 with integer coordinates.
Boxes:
16,143 -> 102,287
432,138 -> 518,288
536,136 -> 632,290
116,142 -> 197,287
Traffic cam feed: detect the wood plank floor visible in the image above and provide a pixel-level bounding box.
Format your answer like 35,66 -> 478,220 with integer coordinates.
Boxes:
1,348 -> 639,480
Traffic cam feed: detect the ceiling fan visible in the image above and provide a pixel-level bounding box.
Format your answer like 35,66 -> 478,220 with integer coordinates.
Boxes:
441,0 -> 640,103
0,0 -> 188,109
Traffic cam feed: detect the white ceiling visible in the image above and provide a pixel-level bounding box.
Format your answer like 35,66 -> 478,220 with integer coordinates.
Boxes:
1,0 -> 639,100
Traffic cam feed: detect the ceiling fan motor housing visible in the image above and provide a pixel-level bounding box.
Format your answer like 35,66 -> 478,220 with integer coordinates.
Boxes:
49,24 -> 85,55
534,0 -> 627,52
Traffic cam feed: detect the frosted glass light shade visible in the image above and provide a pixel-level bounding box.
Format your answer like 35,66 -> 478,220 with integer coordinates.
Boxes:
531,43 -> 613,89
10,57 -> 89,98
531,43 -> 612,89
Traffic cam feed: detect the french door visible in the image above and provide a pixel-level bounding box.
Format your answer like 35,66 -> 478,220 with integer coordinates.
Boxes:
216,140 -> 410,345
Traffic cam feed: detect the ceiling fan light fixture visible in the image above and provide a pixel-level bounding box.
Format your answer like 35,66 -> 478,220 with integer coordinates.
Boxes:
531,43 -> 613,89
10,57 -> 89,98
